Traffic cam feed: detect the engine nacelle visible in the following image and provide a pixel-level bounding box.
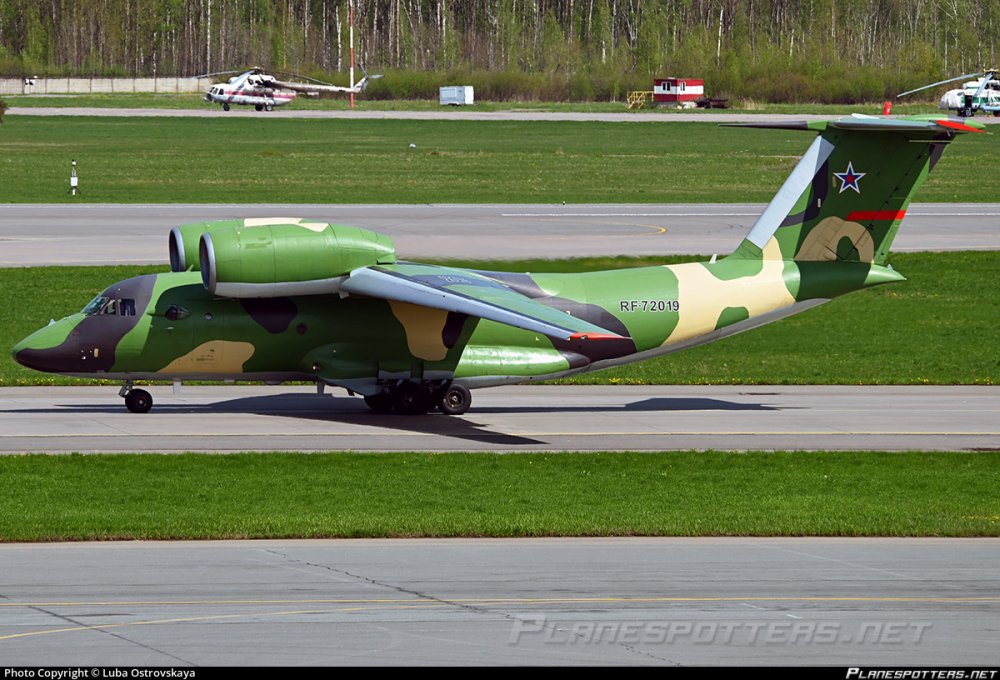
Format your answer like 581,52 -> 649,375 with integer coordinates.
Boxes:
199,221 -> 396,298
169,220 -> 243,272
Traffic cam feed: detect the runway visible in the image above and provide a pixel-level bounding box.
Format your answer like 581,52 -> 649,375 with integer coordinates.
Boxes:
2,202 -> 998,266
0,537 -> 997,665
0,385 -> 997,453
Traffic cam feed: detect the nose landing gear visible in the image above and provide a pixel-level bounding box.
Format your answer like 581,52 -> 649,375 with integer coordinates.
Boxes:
120,381 -> 153,414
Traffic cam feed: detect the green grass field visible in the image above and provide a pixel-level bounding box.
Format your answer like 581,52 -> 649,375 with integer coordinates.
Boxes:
2,251 -> 997,386
0,116 -> 995,203
1,451 -> 997,541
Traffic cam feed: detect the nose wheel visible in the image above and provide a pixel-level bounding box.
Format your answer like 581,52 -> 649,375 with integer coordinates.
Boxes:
120,382 -> 153,413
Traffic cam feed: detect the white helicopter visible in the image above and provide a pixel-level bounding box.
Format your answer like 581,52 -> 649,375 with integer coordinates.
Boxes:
202,67 -> 381,111
897,69 -> 1000,117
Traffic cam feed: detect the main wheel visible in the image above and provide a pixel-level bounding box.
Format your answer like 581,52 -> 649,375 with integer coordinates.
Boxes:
438,384 -> 471,416
255,104 -> 263,111
392,382 -> 429,415
125,389 -> 152,414
265,104 -> 273,112
363,392 -> 393,413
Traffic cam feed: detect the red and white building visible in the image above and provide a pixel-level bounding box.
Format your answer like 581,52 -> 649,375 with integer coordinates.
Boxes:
653,78 -> 704,103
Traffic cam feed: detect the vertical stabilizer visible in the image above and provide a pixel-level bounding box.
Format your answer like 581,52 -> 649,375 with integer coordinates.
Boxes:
727,116 -> 983,265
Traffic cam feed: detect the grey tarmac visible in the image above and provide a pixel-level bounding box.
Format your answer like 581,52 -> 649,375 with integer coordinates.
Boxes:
0,385 -> 997,453
2,202 -> 998,266
10,106 -> 1000,124
0,537 -> 997,665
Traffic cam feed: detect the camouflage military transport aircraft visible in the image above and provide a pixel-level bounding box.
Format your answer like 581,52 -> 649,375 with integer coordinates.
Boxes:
12,115 -> 983,415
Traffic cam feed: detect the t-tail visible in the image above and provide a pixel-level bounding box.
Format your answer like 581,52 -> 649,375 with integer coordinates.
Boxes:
726,115 -> 984,266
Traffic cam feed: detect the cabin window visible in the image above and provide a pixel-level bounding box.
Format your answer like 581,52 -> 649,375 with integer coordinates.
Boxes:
165,305 -> 190,321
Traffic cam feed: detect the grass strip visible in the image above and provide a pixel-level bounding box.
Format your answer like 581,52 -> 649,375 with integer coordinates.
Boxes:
0,117 -> 995,203
2,251 -> 997,386
0,451 -> 997,541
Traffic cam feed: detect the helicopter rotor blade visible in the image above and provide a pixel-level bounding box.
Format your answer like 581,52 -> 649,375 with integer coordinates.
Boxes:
194,68 -> 261,79
897,72 -> 982,98
263,78 -> 325,94
282,72 -> 338,88
972,70 -> 997,98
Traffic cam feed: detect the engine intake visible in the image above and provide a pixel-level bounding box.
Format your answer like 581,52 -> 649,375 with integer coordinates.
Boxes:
169,220 -> 244,272
199,221 -> 396,297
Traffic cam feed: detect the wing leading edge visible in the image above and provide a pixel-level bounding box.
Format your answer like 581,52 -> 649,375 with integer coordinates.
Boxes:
341,263 -> 629,342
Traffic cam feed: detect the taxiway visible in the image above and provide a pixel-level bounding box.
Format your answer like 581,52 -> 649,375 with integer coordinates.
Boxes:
10,106 -> 1000,124
0,385 -> 996,453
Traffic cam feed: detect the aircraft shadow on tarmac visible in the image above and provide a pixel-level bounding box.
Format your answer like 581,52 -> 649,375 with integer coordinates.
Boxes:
23,393 -> 788,447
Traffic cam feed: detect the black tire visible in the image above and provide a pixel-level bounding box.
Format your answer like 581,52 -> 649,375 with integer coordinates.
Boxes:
255,104 -> 263,111
223,103 -> 230,111
125,389 -> 152,414
363,392 -> 393,413
392,382 -> 429,415
438,384 -> 471,416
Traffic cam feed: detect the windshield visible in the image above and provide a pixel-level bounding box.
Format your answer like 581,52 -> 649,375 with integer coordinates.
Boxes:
82,296 -> 136,317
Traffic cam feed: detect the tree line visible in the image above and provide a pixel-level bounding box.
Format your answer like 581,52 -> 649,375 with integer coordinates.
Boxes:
0,0 -> 996,103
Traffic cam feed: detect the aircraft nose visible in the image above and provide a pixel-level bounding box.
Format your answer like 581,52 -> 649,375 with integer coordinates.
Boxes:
11,319 -> 81,373
10,337 -> 26,362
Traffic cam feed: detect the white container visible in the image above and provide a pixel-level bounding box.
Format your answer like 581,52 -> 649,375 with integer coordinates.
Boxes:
439,85 -> 474,106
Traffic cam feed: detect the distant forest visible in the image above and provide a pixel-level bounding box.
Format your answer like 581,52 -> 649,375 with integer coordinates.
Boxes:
1,0 -> 997,102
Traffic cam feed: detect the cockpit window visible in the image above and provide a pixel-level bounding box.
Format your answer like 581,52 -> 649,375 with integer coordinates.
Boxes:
83,296 -> 137,317
83,296 -> 108,315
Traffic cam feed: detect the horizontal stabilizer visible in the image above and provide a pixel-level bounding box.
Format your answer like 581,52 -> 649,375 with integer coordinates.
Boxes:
723,115 -> 985,134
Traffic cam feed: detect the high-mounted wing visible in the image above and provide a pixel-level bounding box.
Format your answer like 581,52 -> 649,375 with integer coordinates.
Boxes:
340,263 -> 628,342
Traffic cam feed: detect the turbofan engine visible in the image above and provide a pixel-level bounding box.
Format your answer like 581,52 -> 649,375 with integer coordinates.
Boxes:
198,220 -> 396,297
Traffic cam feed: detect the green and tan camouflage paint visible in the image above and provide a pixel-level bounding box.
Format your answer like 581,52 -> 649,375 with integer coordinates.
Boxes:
13,116 -> 983,396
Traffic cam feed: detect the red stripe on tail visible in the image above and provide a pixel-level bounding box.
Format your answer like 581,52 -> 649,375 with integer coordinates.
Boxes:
847,210 -> 907,222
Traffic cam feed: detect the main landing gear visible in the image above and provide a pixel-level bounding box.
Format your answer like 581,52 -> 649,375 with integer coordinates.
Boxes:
364,381 -> 472,416
120,381 -> 152,414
